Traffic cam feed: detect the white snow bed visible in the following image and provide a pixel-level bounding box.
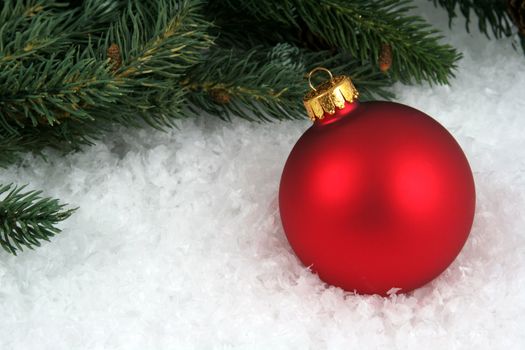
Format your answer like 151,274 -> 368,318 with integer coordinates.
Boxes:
1,4 -> 525,350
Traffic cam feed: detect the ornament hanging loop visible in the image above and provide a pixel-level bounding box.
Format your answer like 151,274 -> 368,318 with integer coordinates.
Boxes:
303,68 -> 360,121
307,67 -> 334,91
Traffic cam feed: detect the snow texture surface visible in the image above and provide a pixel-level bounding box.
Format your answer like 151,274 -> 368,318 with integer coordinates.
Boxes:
1,3 -> 525,350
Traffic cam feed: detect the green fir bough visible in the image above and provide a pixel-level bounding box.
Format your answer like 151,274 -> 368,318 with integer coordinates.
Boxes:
0,184 -> 75,255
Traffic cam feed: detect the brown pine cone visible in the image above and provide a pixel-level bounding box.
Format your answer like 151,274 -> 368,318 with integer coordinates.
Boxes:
210,88 -> 231,104
508,0 -> 525,35
379,43 -> 393,73
107,43 -> 122,71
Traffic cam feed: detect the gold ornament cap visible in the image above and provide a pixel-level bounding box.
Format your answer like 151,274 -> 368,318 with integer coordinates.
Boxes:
303,67 -> 359,121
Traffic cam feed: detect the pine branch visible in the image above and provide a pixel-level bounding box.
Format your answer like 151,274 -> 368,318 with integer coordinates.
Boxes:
0,136 -> 25,167
0,184 -> 75,255
10,117 -> 113,156
204,6 -> 298,49
0,0 -> 213,152
297,0 -> 462,84
0,1 -> 71,63
183,46 -> 306,121
65,0 -> 125,44
0,133 -> 47,167
212,0 -> 298,26
106,0 -> 214,129
0,49 -> 128,131
431,0 -> 513,39
0,0 -> 121,64
215,0 -> 461,85
183,45 -> 393,121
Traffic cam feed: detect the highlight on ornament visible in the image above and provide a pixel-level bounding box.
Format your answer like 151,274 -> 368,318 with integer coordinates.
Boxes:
279,67 -> 476,296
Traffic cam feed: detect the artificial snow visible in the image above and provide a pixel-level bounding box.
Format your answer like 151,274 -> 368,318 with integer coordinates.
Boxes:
1,2 -> 525,349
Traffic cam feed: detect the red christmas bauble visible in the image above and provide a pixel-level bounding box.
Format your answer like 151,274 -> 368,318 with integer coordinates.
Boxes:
279,81 -> 475,295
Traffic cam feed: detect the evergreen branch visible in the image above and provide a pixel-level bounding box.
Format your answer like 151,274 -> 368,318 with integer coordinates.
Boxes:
0,0 -> 72,63
295,0 -> 461,84
204,6 -> 298,50
183,45 -> 308,121
0,135 -> 25,167
110,0 -> 213,78
183,45 -> 393,121
66,0 -> 124,43
0,184 -> 75,255
0,0 -> 123,63
0,133 -> 48,167
106,0 -> 214,128
0,49 -> 128,131
216,0 -> 461,85
431,0 -> 513,38
217,0 -> 298,26
9,117 -> 112,156
0,0 -> 212,142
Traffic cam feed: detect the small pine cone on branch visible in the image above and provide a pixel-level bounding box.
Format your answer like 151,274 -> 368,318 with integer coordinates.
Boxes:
379,43 -> 393,73
107,43 -> 122,71
210,88 -> 231,104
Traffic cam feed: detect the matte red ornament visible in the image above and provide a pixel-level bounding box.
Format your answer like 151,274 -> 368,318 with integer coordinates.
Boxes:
279,68 -> 475,295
